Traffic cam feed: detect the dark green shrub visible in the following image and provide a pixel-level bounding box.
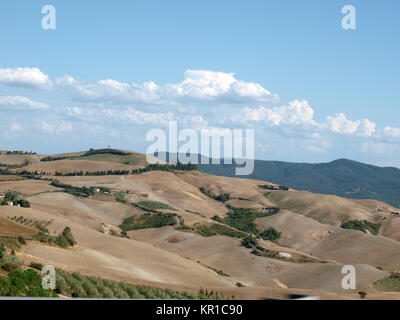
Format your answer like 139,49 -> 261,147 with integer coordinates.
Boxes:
81,280 -> 99,297
16,199 -> 30,208
55,275 -> 68,294
199,187 -> 230,202
341,220 -> 381,235
2,262 -> 19,272
17,236 -> 26,245
0,277 -> 10,295
241,236 -> 258,248
27,286 -> 51,297
259,227 -> 281,241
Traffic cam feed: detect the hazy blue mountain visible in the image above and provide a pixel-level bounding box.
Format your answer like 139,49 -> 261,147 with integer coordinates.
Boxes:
153,152 -> 400,208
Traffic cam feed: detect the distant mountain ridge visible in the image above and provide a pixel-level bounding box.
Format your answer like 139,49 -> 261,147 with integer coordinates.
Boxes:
199,158 -> 400,208
154,153 -> 400,208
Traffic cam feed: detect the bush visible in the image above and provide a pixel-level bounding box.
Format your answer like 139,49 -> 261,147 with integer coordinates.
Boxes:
119,282 -> 143,299
29,262 -> 44,271
81,280 -> 99,297
16,199 -> 30,208
0,277 -> 10,295
115,193 -> 127,204
55,274 -> 68,294
58,227 -> 76,246
199,187 -> 230,202
2,262 -> 19,272
0,243 -> 6,259
27,286 -> 51,297
17,236 -> 26,245
97,284 -> 114,298
36,226 -> 76,248
2,269 -> 50,297
4,191 -> 20,202
241,236 -> 258,248
224,208 -> 258,233
259,227 -> 281,241
54,236 -> 69,248
69,279 -> 85,297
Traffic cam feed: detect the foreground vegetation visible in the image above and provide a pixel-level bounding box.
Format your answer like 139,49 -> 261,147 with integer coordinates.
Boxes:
374,273 -> 400,292
0,260 -> 231,298
0,268 -> 56,297
0,265 -> 232,299
51,267 -> 232,299
0,241 -> 55,297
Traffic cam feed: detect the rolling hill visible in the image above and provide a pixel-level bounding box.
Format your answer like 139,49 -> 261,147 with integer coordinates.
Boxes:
1,148 -> 400,300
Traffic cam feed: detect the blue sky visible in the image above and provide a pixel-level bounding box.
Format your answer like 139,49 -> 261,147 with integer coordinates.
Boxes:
0,0 -> 399,166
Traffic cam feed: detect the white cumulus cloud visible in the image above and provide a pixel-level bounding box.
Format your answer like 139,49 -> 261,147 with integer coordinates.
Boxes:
0,96 -> 50,110
240,99 -> 316,127
0,67 -> 52,89
326,113 -> 375,137
383,126 -> 400,139
56,69 -> 279,105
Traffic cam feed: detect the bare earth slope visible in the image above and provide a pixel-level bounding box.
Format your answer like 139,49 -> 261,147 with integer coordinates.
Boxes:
256,210 -> 400,270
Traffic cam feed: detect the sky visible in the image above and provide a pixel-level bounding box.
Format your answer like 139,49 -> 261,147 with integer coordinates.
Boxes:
0,0 -> 399,167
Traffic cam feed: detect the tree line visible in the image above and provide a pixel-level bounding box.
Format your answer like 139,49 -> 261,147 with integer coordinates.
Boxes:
19,162 -> 198,177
